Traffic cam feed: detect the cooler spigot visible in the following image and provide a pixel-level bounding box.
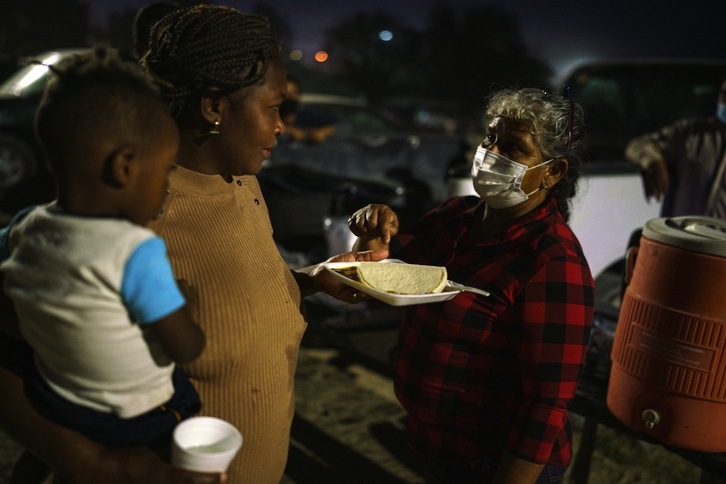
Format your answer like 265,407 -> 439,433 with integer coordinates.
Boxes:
641,408 -> 661,430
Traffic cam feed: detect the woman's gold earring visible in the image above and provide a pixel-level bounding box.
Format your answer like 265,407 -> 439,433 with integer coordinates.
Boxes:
208,120 -> 221,136
543,179 -> 549,190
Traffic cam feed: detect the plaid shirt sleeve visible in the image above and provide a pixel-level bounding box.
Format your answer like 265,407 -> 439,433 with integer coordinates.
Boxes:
504,248 -> 594,463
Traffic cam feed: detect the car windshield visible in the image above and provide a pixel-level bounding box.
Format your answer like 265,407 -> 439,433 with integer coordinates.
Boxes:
567,63 -> 724,160
300,96 -> 403,139
0,51 -> 75,97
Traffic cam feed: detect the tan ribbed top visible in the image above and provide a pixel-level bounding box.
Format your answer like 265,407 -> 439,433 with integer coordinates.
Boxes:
148,166 -> 307,483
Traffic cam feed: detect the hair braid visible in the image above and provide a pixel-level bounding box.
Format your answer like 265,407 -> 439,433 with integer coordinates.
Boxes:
140,4 -> 280,118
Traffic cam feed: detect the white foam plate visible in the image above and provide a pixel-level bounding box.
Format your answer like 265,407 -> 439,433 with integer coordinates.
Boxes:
324,259 -> 462,306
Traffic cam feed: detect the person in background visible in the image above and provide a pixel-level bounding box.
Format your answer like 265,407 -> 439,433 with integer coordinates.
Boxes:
348,88 -> 594,483
132,1 -> 180,60
0,6 -> 386,484
624,77 -> 726,218
279,74 -> 337,144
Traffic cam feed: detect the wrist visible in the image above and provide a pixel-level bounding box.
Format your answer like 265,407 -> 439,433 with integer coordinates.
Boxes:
639,156 -> 664,171
292,267 -> 320,297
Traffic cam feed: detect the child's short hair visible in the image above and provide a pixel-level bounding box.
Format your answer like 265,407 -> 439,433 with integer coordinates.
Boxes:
35,45 -> 168,175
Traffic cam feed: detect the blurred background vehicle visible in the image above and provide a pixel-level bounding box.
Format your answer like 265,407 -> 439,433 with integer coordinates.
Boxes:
261,92 -> 466,336
262,92 -> 464,267
0,49 -> 86,218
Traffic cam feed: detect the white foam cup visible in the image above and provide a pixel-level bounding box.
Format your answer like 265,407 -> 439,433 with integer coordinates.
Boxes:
171,416 -> 243,472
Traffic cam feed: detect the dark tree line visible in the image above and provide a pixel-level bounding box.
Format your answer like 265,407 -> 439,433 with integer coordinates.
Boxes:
323,1 -> 552,125
0,0 -> 551,126
0,0 -> 90,56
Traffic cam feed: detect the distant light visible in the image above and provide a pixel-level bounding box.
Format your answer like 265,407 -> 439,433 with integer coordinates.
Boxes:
289,50 -> 303,61
415,110 -> 432,124
378,30 -> 393,42
315,51 -> 329,63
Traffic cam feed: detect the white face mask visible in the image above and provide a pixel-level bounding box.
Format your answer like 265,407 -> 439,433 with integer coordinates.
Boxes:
471,146 -> 552,208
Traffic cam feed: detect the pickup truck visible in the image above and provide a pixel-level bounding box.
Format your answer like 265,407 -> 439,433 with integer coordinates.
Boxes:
561,59 -> 726,279
451,59 -> 725,280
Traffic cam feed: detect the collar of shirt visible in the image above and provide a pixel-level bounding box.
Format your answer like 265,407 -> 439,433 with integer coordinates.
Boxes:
459,196 -> 559,248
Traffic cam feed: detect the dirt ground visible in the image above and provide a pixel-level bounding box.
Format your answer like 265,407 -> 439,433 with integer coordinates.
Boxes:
284,344 -> 704,484
0,341 -> 711,483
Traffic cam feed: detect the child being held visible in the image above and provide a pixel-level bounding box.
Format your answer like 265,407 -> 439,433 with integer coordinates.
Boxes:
0,45 -> 205,449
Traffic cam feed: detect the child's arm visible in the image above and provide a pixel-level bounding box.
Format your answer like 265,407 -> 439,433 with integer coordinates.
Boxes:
147,305 -> 205,364
123,238 -> 205,365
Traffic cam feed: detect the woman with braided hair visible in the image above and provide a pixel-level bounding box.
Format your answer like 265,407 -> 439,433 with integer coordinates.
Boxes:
137,5 -> 389,481
0,5 -> 386,484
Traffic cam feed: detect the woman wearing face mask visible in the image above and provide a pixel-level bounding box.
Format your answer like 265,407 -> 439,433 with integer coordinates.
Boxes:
348,88 -> 594,484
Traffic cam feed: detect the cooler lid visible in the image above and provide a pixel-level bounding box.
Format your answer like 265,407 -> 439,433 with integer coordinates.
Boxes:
643,216 -> 726,257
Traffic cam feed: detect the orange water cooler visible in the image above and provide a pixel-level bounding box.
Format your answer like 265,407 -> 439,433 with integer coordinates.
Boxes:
607,216 -> 726,452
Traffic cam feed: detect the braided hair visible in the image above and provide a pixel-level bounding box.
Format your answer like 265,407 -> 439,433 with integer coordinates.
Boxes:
485,88 -> 587,222
140,4 -> 281,119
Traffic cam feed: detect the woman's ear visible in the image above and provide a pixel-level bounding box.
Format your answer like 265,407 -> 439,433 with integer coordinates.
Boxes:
546,158 -> 569,187
200,87 -> 224,126
103,145 -> 136,188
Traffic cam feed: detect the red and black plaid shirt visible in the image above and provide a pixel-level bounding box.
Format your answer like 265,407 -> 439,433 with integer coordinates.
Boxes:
392,196 -> 594,466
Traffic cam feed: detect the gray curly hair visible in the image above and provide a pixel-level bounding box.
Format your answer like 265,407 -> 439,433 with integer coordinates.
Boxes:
485,88 -> 587,221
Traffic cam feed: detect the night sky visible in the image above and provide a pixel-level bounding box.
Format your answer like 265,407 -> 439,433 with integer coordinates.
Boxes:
90,0 -> 726,79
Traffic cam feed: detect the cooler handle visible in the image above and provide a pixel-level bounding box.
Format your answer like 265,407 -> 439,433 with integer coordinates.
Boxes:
682,218 -> 726,239
624,245 -> 639,286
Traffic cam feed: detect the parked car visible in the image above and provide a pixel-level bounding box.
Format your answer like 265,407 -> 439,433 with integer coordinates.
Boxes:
0,49 -> 87,216
261,93 -> 464,264
565,60 -> 726,277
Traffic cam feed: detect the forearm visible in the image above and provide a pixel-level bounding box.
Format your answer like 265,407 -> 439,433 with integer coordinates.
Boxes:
352,236 -> 389,252
624,135 -> 665,169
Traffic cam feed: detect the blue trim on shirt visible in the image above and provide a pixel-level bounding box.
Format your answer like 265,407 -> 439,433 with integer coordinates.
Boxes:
121,237 -> 185,324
